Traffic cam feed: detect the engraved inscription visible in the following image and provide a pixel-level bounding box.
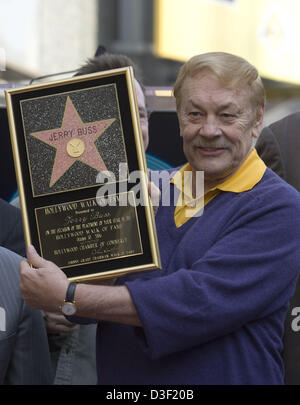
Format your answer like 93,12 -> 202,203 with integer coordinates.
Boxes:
35,194 -> 142,269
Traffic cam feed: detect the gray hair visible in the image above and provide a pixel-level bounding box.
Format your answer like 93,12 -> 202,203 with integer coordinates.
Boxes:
173,52 -> 266,113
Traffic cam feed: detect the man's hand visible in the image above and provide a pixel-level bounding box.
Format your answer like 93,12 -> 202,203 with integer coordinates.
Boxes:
43,311 -> 78,334
19,245 -> 68,312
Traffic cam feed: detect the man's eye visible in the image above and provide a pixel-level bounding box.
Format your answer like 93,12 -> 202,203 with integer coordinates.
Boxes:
221,113 -> 235,118
189,111 -> 202,117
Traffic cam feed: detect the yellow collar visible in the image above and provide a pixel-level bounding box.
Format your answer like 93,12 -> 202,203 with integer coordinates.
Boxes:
208,148 -> 266,193
171,148 -> 266,227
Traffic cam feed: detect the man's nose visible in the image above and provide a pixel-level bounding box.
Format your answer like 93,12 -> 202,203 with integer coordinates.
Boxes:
199,116 -> 222,137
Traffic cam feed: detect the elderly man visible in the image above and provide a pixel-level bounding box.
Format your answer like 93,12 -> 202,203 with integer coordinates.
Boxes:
19,52 -> 300,385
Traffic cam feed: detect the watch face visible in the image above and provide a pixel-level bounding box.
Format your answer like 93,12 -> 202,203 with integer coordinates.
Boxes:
62,302 -> 77,316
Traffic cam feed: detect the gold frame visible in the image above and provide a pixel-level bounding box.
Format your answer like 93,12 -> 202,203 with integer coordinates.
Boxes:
5,67 -> 161,281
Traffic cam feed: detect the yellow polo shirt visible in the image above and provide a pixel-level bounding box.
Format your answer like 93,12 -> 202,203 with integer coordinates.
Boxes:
171,148 -> 266,227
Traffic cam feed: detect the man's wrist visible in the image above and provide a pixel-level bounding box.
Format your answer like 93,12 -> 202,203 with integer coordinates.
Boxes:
61,282 -> 78,316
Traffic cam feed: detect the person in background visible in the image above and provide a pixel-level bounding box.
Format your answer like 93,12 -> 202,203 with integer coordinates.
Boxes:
19,51 -> 300,385
44,50 -> 150,385
256,112 -> 300,385
0,233 -> 52,384
256,112 -> 300,191
0,196 -> 52,384
74,51 -> 149,150
0,199 -> 25,257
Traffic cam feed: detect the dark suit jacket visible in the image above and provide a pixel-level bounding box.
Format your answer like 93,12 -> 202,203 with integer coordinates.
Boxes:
256,112 -> 300,191
0,198 -> 25,257
0,246 -> 53,384
0,200 -> 53,384
256,112 -> 300,385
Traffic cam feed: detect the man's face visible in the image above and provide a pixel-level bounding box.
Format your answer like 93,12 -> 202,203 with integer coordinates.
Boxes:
135,79 -> 149,151
177,71 -> 263,189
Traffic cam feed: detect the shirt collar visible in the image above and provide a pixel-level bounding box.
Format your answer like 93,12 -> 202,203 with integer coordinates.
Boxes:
171,148 -> 266,195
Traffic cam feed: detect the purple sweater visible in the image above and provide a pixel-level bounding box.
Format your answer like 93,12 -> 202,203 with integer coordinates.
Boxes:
95,168 -> 300,384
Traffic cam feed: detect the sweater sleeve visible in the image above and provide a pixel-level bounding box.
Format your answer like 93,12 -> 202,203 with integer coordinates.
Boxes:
125,191 -> 300,360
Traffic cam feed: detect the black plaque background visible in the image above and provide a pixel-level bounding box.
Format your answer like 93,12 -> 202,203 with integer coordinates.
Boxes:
6,70 -> 159,280
35,195 -> 143,269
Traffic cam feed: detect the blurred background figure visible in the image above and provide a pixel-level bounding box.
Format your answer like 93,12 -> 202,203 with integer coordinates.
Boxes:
75,49 -> 149,151
256,112 -> 300,385
45,49 -> 151,385
0,245 -> 53,385
256,112 -> 300,191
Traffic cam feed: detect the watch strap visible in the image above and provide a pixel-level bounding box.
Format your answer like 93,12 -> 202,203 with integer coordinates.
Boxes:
65,282 -> 77,303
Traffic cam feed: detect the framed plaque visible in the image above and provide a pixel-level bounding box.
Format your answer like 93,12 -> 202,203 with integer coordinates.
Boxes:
5,67 -> 161,282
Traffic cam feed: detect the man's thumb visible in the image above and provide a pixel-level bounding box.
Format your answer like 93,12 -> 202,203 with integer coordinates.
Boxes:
26,245 -> 47,268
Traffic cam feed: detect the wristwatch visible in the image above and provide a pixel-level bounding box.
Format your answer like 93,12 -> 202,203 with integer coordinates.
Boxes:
61,282 -> 77,316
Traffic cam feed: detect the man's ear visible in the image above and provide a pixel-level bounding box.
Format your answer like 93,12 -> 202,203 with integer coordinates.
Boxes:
252,105 -> 264,140
177,110 -> 184,137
